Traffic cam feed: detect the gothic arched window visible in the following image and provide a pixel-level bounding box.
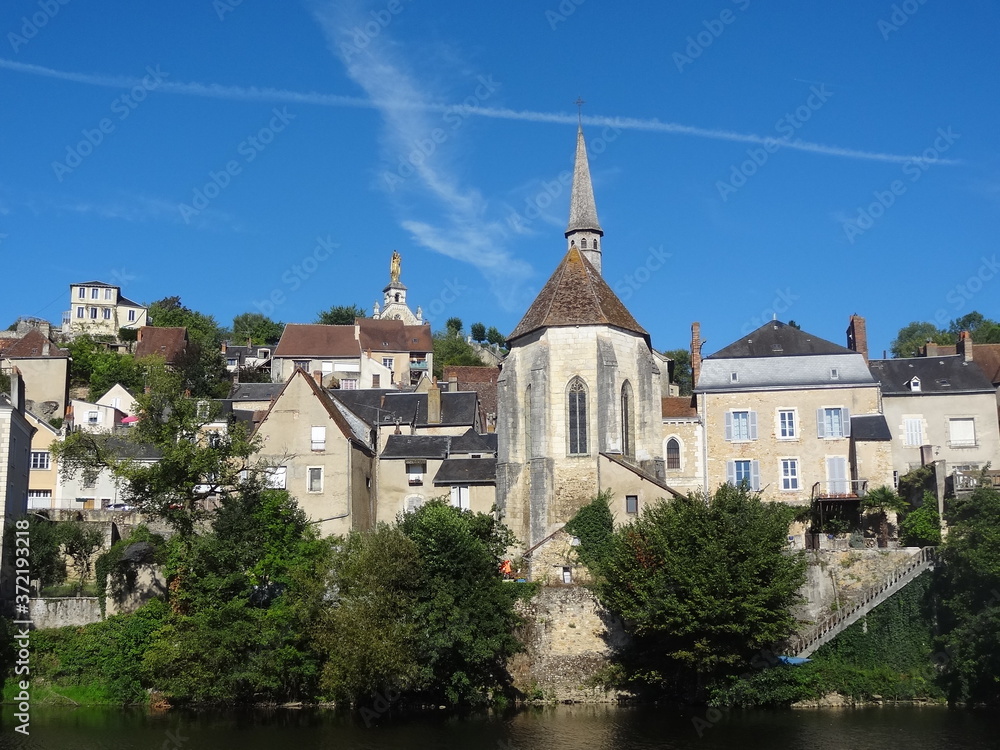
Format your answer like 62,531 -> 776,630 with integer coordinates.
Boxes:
581,238 -> 587,249
621,381 -> 635,459
567,378 -> 589,455
593,239 -> 599,250
666,438 -> 681,470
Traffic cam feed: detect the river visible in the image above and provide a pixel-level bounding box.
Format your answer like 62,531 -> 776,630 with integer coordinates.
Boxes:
0,704 -> 995,749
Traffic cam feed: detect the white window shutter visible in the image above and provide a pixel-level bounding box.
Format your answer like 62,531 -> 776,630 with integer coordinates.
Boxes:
751,460 -> 761,491
749,411 -> 758,440
816,409 -> 826,439
726,460 -> 736,485
842,408 -> 851,437
725,412 -> 733,441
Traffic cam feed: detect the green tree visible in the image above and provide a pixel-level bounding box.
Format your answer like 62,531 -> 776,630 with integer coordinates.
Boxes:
3,515 -> 65,589
890,321 -> 951,358
58,521 -> 104,594
67,335 -> 118,387
861,485 -> 908,548
663,348 -> 693,396
899,496 -> 942,547
316,304 -> 366,325
445,317 -> 463,336
232,312 -> 285,346
485,326 -> 505,348
147,296 -> 224,347
432,330 -> 483,378
470,322 -> 487,343
935,486 -> 1000,706
88,352 -> 144,401
571,485 -> 806,700
947,312 -> 1000,344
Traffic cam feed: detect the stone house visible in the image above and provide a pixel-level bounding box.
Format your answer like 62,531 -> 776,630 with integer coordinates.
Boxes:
660,395 -> 704,495
693,318 -> 894,525
252,369 -> 376,537
0,371 -> 33,597
870,338 -> 1000,487
0,328 -> 70,422
62,281 -> 147,338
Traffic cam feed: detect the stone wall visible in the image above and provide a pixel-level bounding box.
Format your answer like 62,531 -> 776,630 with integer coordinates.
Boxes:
794,547 -> 922,625
28,597 -> 101,629
510,585 -> 627,702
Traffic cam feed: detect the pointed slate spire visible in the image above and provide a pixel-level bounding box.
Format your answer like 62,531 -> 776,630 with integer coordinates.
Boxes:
565,125 -> 604,273
566,125 -> 603,235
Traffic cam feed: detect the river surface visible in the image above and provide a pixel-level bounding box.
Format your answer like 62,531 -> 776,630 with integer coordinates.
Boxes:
0,704 -> 996,749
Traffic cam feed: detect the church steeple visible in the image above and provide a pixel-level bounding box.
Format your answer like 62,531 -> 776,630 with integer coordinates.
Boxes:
565,124 -> 604,274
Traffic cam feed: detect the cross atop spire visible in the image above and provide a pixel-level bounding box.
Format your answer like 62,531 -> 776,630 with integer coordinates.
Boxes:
574,96 -> 585,125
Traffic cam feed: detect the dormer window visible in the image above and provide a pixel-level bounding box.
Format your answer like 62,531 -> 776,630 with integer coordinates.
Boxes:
730,372 -> 739,383
909,377 -> 921,392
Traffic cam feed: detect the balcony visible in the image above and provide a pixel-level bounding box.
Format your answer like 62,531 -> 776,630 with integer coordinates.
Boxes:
61,311 -> 72,327
811,479 -> 868,501
954,469 -> 1000,494
409,360 -> 428,370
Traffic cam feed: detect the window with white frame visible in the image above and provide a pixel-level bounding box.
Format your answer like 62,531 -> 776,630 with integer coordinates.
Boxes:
265,466 -> 286,489
91,287 -> 99,299
89,307 -> 98,319
949,418 -> 977,447
780,459 -> 799,490
382,357 -> 394,370
311,426 -> 326,451
104,288 -> 113,300
727,459 -> 761,491
128,309 -> 136,322
778,409 -> 796,439
307,467 -> 323,493
30,451 -> 50,470
76,306 -> 84,318
340,378 -> 358,390
103,308 -> 111,320
321,361 -> 334,374
87,411 -> 99,424
406,462 -> 425,486
78,287 -> 86,299
725,410 -> 757,442
904,417 -> 924,447
625,495 -> 639,514
817,407 -> 850,439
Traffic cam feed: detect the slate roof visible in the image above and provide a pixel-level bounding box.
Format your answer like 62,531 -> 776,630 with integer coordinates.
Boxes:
1,329 -> 69,359
433,458 -> 497,485
229,382 -> 284,402
134,326 -> 188,364
869,356 -> 996,395
273,324 -> 360,358
661,396 -> 697,418
443,365 -> 500,424
118,295 -> 143,307
851,414 -> 892,441
382,435 -> 451,459
924,343 -> 1000,385
357,318 -> 432,352
508,247 -> 648,343
708,321 -> 853,359
450,427 -> 497,454
76,280 -> 116,287
331,389 -> 479,428
566,125 -> 603,235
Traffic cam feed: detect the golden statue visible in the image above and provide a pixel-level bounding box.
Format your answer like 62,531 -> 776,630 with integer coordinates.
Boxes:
390,250 -> 401,284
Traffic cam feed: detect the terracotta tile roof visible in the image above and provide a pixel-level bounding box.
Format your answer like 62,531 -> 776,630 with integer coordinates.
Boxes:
508,247 -> 648,343
444,365 -> 499,423
134,326 -> 188,364
273,324 -> 360,358
2,329 -> 69,359
971,344 -> 1000,384
357,318 -> 432,352
661,396 -> 697,418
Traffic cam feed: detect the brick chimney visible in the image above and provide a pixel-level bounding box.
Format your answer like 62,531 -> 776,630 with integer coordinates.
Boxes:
427,378 -> 441,424
846,314 -> 869,363
690,322 -> 703,389
957,330 -> 974,362
312,370 -> 324,387
448,375 -> 458,392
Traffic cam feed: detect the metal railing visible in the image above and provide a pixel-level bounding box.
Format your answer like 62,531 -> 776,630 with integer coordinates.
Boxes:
955,470 -> 1000,492
811,479 -> 868,500
786,546 -> 937,657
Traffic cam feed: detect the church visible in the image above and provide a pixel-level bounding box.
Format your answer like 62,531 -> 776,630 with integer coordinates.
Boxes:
496,126 -> 678,557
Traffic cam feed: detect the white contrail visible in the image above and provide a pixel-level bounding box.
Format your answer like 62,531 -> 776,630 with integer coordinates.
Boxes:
0,57 -> 961,165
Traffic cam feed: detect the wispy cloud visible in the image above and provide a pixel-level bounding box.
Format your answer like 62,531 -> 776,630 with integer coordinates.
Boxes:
0,57 -> 962,166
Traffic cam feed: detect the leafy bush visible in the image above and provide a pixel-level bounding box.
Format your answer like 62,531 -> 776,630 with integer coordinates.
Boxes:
900,496 -> 942,547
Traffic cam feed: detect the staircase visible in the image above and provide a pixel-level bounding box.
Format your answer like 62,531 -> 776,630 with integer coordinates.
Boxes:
786,546 -> 937,658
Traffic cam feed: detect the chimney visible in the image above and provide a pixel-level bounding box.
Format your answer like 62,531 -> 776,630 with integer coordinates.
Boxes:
42,341 -> 50,357
427,379 -> 441,424
846,314 -> 869,363
957,330 -> 974,362
923,340 -> 938,357
448,375 -> 458,392
221,341 -> 227,354
312,370 -> 324,387
690,322 -> 703,389
9,367 -> 25,414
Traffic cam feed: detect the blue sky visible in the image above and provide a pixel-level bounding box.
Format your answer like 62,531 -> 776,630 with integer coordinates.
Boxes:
1,0 -> 998,357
